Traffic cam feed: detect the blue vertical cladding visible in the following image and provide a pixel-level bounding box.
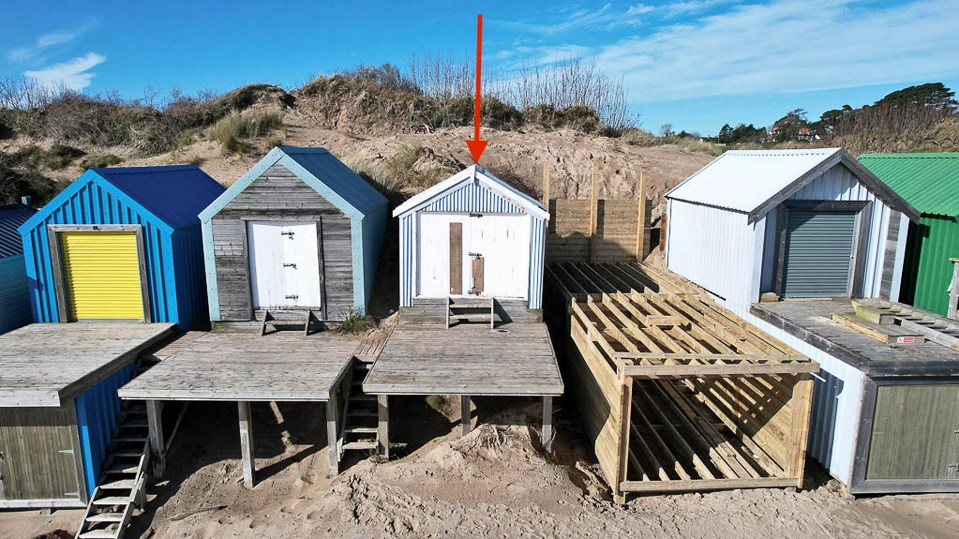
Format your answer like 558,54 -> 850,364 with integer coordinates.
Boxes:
399,214 -> 414,307
171,225 -> 210,330
528,217 -> 546,309
356,201 -> 389,315
17,172 -> 214,329
74,361 -> 136,497
0,255 -> 32,334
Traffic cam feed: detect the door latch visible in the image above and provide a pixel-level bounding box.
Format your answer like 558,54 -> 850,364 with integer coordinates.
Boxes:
283,263 -> 297,269
281,231 -> 295,238
948,463 -> 958,469
468,252 -> 482,258
285,295 -> 299,300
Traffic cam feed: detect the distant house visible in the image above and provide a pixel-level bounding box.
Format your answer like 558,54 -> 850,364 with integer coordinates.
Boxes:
199,146 -> 388,322
19,166 -> 225,329
393,165 -> 549,309
0,204 -> 36,335
859,153 -> 959,316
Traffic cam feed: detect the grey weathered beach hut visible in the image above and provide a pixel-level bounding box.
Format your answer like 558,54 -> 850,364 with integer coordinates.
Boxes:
199,146 -> 388,322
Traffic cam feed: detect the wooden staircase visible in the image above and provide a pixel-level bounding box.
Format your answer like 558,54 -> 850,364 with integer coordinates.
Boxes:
74,402 -> 150,539
339,358 -> 380,456
446,297 -> 497,329
260,309 -> 320,336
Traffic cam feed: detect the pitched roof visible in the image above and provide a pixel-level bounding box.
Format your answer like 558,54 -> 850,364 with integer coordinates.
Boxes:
666,148 -> 918,222
93,165 -> 225,229
393,165 -> 549,219
200,146 -> 387,222
858,153 -> 959,217
0,204 -> 36,258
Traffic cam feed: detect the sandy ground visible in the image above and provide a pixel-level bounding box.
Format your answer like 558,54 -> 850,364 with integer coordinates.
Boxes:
5,397 -> 957,539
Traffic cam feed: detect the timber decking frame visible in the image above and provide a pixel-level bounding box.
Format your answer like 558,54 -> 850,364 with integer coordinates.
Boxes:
546,262 -> 818,502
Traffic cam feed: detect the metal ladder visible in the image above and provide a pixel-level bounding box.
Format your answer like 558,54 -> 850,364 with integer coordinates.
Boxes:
74,403 -> 150,539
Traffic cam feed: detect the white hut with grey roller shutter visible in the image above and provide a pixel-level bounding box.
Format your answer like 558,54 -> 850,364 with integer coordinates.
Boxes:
395,165 -> 548,309
200,146 -> 388,322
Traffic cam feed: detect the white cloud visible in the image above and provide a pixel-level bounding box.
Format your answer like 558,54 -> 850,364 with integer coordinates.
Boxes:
8,21 -> 98,63
25,53 -> 106,91
589,0 -> 959,102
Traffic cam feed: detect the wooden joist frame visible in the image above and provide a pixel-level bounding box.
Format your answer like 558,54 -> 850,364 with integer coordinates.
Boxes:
546,261 -> 818,503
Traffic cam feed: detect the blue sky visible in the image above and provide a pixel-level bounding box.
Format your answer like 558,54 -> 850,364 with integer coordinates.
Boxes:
2,1 -> 958,136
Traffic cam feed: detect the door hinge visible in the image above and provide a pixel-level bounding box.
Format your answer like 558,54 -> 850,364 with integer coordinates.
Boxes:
281,231 -> 295,238
283,263 -> 297,269
57,449 -> 74,455
285,295 -> 299,300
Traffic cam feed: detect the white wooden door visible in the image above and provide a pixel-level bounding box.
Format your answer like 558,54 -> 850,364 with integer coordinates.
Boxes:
416,213 -> 468,297
416,213 -> 529,299
468,214 -> 529,298
248,221 -> 322,309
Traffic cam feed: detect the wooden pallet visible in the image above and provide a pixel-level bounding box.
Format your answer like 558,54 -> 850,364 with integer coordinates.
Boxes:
546,261 -> 818,502
852,299 -> 959,350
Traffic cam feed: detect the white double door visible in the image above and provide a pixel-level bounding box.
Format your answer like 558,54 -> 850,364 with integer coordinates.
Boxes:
248,221 -> 322,309
417,213 -> 530,299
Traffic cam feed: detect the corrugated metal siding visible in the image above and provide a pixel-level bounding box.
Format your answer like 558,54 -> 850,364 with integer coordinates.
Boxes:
420,181 -> 525,214
0,255 -> 32,335
171,226 -> 209,330
859,153 -> 959,217
96,166 -> 225,230
74,361 -> 136,497
528,218 -> 546,309
399,214 -> 414,307
0,204 -> 36,258
903,215 -> 959,316
666,199 -> 761,306
21,178 -> 180,325
782,210 -> 857,297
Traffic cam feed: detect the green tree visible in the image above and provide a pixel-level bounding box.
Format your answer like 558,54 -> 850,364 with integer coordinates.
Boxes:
772,108 -> 809,142
876,82 -> 957,113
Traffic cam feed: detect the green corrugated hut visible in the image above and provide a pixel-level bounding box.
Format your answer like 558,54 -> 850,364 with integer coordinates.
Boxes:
859,153 -> 959,316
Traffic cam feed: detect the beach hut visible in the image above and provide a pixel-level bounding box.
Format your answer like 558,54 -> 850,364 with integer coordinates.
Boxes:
199,146 -> 388,322
665,148 -> 918,309
0,204 -> 36,335
859,153 -> 959,317
665,149 -> 959,494
394,165 -> 549,310
18,165 -> 225,329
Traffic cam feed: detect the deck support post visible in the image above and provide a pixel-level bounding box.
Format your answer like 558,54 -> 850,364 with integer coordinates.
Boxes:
327,391 -> 340,475
542,396 -> 554,453
377,395 -> 390,460
237,401 -> 255,488
146,400 -> 165,478
461,395 -> 471,435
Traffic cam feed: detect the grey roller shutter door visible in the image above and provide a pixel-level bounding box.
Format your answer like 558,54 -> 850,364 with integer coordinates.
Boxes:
782,209 -> 857,297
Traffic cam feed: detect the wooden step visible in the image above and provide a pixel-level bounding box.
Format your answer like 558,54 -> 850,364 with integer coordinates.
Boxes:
345,426 -> 378,434
112,451 -> 145,458
448,314 -> 497,321
114,436 -> 147,443
79,530 -> 119,539
100,479 -> 135,490
118,421 -> 148,429
342,441 -> 377,451
85,513 -> 124,523
92,496 -> 130,506
349,411 -> 378,417
353,362 -> 373,371
105,464 -> 139,475
352,394 -> 376,402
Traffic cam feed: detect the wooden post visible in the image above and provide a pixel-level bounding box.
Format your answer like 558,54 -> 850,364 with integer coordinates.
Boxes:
659,211 -> 667,253
589,161 -> 599,263
377,395 -> 390,460
542,396 -> 553,453
460,395 -> 471,435
326,391 -> 339,475
541,164 -> 550,207
636,170 -> 647,262
786,378 -> 814,485
237,401 -> 255,488
146,400 -> 165,478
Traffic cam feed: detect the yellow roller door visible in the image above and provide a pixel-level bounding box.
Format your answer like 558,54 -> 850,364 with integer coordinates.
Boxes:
61,232 -> 144,320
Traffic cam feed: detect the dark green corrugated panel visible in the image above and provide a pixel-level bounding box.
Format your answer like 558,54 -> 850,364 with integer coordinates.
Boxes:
782,210 -> 857,297
908,215 -> 959,316
859,153 -> 959,217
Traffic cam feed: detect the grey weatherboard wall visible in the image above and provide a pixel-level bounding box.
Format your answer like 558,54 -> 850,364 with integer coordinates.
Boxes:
200,146 -> 388,321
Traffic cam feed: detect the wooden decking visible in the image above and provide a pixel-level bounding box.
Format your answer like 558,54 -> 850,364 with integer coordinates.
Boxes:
546,262 -> 818,501
363,304 -> 563,397
751,298 -> 959,376
118,325 -> 362,402
0,323 -> 175,407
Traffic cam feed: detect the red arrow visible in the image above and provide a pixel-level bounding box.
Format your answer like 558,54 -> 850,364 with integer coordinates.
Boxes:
466,14 -> 488,163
